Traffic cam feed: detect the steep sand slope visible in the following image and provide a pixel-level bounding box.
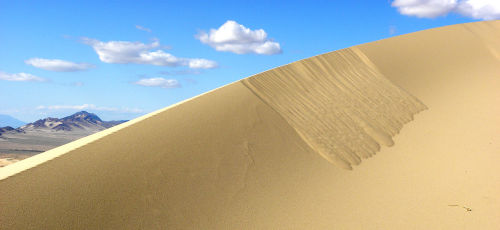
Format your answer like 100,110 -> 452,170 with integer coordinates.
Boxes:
1,21 -> 499,229
243,48 -> 426,169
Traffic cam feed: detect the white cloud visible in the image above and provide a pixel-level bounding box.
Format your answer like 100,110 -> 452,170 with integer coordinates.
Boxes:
392,0 -> 457,18
456,0 -> 500,20
82,38 -> 217,69
392,0 -> 500,19
187,58 -> 218,69
36,104 -> 143,113
135,25 -> 152,33
134,77 -> 181,88
0,71 -> 46,82
25,58 -> 94,72
196,20 -> 282,55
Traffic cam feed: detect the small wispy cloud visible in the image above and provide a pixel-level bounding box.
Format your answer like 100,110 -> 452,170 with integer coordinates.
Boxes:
0,71 -> 46,82
36,104 -> 143,113
196,20 -> 282,55
25,58 -> 94,72
82,38 -> 218,69
187,58 -> 218,69
134,77 -> 181,88
135,25 -> 152,33
392,0 -> 500,20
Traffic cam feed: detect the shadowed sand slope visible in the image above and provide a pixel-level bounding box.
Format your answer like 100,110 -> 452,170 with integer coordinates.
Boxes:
1,21 -> 499,229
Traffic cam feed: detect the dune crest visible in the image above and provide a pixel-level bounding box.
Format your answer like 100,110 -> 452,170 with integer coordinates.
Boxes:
243,47 -> 427,169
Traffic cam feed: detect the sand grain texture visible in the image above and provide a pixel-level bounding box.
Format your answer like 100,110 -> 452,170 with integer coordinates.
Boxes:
1,20 -> 499,229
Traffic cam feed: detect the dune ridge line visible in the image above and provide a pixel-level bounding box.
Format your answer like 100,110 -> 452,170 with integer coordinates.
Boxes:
0,46 -> 428,180
0,82 -> 236,181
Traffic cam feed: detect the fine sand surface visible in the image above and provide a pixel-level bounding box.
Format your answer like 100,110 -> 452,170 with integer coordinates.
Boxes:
1,20 -> 499,229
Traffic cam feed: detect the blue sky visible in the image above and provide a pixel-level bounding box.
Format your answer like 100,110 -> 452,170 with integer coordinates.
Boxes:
1,0 -> 498,122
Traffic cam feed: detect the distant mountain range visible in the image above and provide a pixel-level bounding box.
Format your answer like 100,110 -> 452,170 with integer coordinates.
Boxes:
0,114 -> 26,128
19,111 -> 126,132
0,111 -> 127,164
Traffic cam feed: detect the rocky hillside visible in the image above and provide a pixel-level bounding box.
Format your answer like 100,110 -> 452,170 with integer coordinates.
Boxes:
0,126 -> 19,136
20,111 -> 126,132
0,111 -> 128,163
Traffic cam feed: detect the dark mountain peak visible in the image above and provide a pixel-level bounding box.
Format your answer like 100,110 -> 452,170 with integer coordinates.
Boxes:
0,126 -> 15,131
0,126 -> 23,136
0,126 -> 15,135
31,118 -> 53,128
62,111 -> 102,123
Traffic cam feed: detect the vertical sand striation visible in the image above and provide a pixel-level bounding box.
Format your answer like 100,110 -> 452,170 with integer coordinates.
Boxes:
243,47 -> 427,169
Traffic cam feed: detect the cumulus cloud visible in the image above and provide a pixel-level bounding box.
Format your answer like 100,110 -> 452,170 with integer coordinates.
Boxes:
392,0 -> 457,18
135,25 -> 152,33
196,20 -> 282,55
456,0 -> 500,20
82,38 -> 218,69
25,58 -> 94,72
0,71 -> 46,82
36,104 -> 143,113
392,0 -> 500,19
134,77 -> 181,88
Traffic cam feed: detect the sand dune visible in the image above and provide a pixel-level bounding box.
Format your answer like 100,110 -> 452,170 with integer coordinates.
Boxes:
1,20 -> 499,229
243,48 -> 426,168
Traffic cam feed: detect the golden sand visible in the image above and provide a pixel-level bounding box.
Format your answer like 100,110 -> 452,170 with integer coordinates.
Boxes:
1,20 -> 499,229
243,47 -> 426,169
